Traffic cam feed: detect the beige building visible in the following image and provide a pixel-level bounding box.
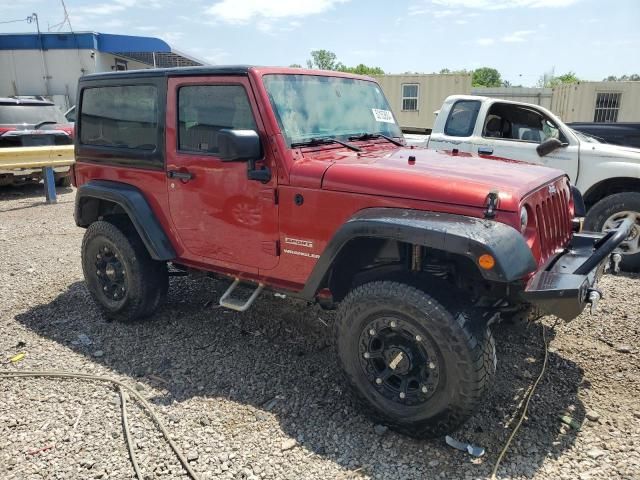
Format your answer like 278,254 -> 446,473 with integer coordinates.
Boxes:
375,74 -> 471,132
551,81 -> 640,123
376,73 -> 640,131
471,87 -> 553,109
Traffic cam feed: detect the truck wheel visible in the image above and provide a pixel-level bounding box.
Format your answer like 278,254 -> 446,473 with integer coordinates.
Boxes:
334,281 -> 496,438
585,192 -> 640,272
81,220 -> 168,321
55,175 -> 72,187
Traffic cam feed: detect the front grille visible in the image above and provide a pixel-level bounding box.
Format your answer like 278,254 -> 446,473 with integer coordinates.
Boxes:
530,178 -> 572,264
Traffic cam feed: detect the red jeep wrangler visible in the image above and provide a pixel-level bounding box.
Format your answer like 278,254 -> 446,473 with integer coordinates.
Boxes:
73,66 -> 631,438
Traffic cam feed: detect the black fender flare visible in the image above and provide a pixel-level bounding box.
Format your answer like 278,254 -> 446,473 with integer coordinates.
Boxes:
75,180 -> 176,261
300,207 -> 536,299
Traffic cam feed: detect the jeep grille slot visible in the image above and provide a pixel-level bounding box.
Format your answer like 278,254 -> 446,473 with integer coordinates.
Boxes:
531,179 -> 572,264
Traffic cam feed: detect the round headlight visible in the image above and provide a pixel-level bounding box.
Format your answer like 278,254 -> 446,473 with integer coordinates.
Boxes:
520,206 -> 528,233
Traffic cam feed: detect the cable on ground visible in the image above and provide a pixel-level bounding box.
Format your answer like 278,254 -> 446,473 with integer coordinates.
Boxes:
490,319 -> 558,479
0,370 -> 201,480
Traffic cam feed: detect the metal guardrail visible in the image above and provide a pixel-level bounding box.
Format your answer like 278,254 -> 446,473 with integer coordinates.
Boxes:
0,145 -> 75,203
0,145 -> 75,169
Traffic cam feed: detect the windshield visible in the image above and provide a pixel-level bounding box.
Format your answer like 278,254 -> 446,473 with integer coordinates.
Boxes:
263,74 -> 402,146
571,128 -> 602,144
0,104 -> 67,125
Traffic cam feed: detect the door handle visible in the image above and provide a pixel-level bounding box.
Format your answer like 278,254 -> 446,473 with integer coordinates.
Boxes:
167,170 -> 193,181
478,146 -> 493,155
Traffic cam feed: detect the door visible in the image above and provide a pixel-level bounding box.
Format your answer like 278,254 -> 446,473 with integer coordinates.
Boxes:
165,76 -> 279,271
428,98 -> 482,154
476,102 -> 580,183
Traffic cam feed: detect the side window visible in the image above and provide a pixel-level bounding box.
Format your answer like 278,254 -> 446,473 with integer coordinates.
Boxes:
178,85 -> 257,154
540,118 -> 561,142
80,85 -> 158,150
482,104 -> 566,144
444,100 -> 480,137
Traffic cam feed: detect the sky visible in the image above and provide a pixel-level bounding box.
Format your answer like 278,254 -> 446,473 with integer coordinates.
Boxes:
1,0 -> 639,86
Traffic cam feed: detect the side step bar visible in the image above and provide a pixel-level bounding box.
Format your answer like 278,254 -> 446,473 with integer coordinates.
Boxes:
219,278 -> 264,312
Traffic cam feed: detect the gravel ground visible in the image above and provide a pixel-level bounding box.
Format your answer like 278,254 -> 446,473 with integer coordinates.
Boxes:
1,184 -> 639,480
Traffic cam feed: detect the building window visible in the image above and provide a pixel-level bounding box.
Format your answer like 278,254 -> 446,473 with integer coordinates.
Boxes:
178,85 -> 257,154
113,58 -> 128,71
402,84 -> 419,111
594,92 -> 621,122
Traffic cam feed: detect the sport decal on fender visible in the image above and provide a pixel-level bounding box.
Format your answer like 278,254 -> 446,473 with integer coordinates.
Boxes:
284,237 -> 314,248
371,108 -> 395,123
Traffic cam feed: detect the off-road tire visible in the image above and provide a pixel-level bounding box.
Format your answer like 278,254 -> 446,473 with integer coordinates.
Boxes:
55,174 -> 72,187
81,220 -> 168,321
585,192 -> 640,272
334,281 -> 496,438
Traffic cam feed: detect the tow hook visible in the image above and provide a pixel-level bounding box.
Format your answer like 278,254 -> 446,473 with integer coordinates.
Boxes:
611,252 -> 622,274
588,289 -> 602,315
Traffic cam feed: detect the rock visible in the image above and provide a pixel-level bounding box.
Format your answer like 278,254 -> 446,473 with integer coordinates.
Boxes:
281,439 -> 297,451
633,411 -> 640,419
187,451 -> 199,462
428,460 -> 440,467
586,448 -> 605,459
374,424 -> 388,436
615,345 -> 633,353
135,382 -> 145,392
586,411 -> 600,422
92,350 -> 104,357
78,333 -> 92,346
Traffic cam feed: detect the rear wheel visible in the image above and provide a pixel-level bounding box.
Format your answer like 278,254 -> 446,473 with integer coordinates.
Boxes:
81,220 -> 168,321
334,281 -> 495,438
585,192 -> 640,272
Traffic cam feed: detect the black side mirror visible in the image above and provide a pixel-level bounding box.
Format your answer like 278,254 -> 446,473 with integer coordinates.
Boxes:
536,137 -> 563,157
218,129 -> 261,162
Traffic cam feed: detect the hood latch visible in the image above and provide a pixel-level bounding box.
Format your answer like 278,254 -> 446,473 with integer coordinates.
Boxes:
484,190 -> 500,219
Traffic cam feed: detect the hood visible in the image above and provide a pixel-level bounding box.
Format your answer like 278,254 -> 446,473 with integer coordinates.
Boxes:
314,147 -> 565,212
579,140 -> 640,160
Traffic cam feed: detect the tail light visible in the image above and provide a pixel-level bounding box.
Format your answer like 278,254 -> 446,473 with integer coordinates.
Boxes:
0,127 -> 16,136
52,124 -> 75,139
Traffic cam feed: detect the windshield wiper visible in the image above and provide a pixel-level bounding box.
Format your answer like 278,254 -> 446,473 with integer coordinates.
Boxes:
348,132 -> 404,147
291,137 -> 361,152
33,120 -> 58,129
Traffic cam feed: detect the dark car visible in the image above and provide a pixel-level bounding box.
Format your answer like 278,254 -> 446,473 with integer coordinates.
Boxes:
0,97 -> 74,187
568,122 -> 640,149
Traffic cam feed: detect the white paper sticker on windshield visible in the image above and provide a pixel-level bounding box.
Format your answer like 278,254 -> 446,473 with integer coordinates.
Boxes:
372,108 -> 395,123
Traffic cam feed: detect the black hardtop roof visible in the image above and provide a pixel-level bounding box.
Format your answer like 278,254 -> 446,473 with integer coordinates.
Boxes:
80,65 -> 253,82
0,97 -> 55,106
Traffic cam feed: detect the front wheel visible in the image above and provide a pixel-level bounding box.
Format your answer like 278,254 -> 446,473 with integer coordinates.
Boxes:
585,192 -> 640,272
334,281 -> 496,438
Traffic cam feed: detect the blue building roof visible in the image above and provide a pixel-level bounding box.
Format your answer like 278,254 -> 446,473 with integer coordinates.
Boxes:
0,32 -> 171,53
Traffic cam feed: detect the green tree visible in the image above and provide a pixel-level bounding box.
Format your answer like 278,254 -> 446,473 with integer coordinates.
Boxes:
537,69 -> 580,87
471,67 -> 502,87
604,74 -> 640,81
439,68 -> 470,75
336,63 -> 385,75
289,63 -> 302,68
303,50 -> 384,74
306,50 -> 337,70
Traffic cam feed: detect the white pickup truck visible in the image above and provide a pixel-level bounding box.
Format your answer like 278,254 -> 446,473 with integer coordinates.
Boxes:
410,95 -> 640,271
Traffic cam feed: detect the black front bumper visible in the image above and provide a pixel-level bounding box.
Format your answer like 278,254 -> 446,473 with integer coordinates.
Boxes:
521,218 -> 634,321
